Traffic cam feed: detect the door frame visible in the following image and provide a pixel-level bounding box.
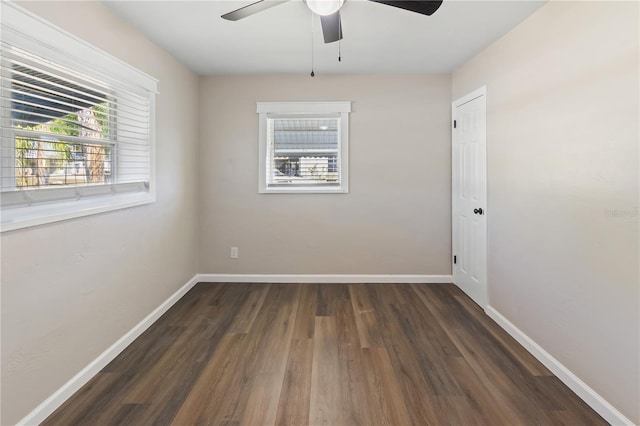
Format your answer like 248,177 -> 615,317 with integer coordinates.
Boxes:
451,85 -> 488,308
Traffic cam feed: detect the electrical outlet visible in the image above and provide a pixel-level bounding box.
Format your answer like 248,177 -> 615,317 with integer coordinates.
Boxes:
230,247 -> 239,259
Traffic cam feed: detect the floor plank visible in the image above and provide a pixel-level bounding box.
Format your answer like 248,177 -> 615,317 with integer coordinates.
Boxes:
361,346 -> 413,425
309,315 -> 344,426
239,284 -> 300,426
274,338 -> 314,426
170,333 -> 247,424
43,282 -> 607,426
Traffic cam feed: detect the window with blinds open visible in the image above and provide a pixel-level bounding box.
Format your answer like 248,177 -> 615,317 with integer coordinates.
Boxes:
257,102 -> 351,194
1,3 -> 157,231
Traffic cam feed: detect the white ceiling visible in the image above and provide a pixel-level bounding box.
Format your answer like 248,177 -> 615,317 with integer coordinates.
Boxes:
103,0 -> 546,75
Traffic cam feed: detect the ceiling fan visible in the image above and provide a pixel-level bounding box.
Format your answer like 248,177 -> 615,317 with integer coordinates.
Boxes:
222,0 -> 444,44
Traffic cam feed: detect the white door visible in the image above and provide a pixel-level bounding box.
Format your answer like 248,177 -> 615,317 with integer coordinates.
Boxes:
452,87 -> 487,308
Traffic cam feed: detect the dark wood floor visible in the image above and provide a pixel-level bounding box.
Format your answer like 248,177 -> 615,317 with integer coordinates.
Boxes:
44,283 -> 606,426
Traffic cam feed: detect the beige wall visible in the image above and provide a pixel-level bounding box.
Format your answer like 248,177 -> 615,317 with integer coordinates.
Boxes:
452,1 -> 639,422
0,2 -> 200,424
198,75 -> 451,275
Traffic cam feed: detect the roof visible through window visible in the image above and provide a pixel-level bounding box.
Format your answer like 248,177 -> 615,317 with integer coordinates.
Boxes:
273,119 -> 338,152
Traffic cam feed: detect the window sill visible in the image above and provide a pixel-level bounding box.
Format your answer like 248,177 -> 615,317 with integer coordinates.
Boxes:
1,191 -> 154,232
259,186 -> 349,194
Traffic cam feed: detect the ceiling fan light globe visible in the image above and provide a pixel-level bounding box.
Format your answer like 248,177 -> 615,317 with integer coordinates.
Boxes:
306,0 -> 344,16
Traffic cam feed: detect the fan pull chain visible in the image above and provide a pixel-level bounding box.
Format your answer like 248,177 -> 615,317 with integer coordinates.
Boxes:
338,13 -> 342,62
310,13 -> 315,77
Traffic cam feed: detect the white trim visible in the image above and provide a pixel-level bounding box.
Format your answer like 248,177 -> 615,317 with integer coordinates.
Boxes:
257,101 -> 351,114
1,191 -> 154,232
485,306 -> 634,426
17,274 -> 199,426
196,274 -> 453,284
258,187 -> 347,194
453,85 -> 487,108
2,1 -> 158,93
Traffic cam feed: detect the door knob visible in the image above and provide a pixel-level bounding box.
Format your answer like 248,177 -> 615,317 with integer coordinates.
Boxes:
473,208 -> 484,215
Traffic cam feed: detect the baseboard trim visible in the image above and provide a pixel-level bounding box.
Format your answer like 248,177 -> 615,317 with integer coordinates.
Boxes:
196,273 -> 453,284
17,274 -> 200,426
485,306 -> 633,426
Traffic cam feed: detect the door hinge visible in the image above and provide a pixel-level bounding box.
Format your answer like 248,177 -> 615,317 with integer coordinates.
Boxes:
453,120 -> 457,128
453,255 -> 457,264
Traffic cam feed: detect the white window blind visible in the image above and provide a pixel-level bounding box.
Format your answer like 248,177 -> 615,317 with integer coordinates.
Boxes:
0,2 -> 157,231
257,102 -> 350,194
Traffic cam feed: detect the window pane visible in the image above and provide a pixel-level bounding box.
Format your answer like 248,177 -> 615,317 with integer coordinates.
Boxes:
14,136 -> 113,188
269,118 -> 340,186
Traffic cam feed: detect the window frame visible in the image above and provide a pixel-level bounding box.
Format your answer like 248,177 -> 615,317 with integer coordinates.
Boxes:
0,2 -> 157,232
257,101 -> 351,194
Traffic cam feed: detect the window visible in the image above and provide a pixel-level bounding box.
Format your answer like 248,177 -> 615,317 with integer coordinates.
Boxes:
257,102 -> 351,193
1,3 -> 157,231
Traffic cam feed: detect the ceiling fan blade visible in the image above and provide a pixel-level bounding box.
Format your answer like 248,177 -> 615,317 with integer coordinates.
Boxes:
368,0 -> 443,16
222,0 -> 289,21
320,11 -> 343,43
